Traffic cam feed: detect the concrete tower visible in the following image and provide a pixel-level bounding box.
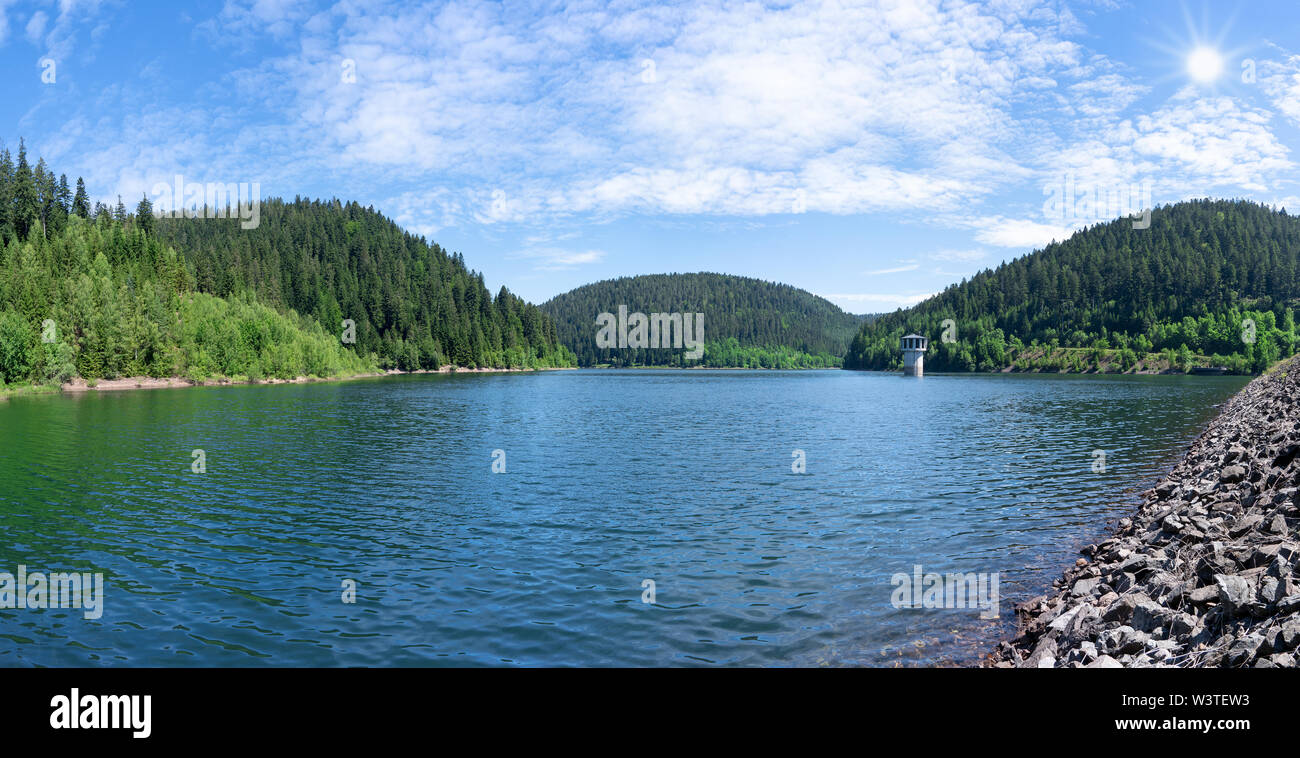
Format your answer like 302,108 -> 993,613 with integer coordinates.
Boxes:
901,334 -> 928,377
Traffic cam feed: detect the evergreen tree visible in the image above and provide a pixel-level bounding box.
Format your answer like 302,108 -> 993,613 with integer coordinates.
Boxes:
136,194 -> 155,236
53,174 -> 71,234
0,148 -> 11,239
72,177 -> 90,218
12,139 -> 38,240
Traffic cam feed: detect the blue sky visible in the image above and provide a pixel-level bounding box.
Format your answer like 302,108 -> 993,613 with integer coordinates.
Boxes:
3,0 -> 1300,312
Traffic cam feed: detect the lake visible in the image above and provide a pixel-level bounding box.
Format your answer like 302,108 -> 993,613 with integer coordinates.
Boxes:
0,369 -> 1247,666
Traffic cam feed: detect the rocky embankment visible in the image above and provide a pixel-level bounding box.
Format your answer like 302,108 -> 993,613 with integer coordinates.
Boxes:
988,356 -> 1300,668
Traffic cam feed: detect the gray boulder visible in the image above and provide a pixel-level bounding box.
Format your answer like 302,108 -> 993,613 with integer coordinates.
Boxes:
1215,574 -> 1254,615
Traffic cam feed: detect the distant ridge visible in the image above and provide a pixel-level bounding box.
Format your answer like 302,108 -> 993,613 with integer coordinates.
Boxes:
542,272 -> 864,368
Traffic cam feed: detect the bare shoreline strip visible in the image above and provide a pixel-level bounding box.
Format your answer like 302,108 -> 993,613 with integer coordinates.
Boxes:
59,366 -> 576,393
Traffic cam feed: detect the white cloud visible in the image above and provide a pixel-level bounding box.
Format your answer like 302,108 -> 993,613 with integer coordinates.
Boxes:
1261,55 -> 1300,127
930,248 -> 987,262
823,292 -> 938,310
24,10 -> 47,42
206,0 -> 313,42
510,247 -> 606,270
26,0 -> 1300,249
947,83 -> 1297,253
863,264 -> 920,276
970,216 -> 1078,248
1125,93 -> 1292,192
934,268 -> 981,279
1063,74 -> 1148,119
4,0 -> 111,60
191,0 -> 1115,224
0,0 -> 20,45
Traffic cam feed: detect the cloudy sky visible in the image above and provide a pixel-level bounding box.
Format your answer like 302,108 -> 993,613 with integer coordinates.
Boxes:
3,0 -> 1299,311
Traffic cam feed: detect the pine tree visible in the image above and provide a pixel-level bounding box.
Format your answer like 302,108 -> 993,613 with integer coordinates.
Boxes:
0,148 -> 11,239
53,174 -> 71,234
12,139 -> 38,240
35,159 -> 58,238
135,194 -> 155,236
72,177 -> 90,218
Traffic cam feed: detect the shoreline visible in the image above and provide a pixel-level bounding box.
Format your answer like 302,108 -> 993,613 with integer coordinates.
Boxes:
987,356 -> 1300,668
30,366 -> 576,396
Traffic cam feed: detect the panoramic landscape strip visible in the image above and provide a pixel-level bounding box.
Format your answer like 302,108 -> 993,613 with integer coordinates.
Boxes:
4,0 -> 1300,743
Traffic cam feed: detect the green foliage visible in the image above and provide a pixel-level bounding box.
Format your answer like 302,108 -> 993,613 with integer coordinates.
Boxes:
177,292 -> 371,380
701,338 -> 843,368
40,340 -> 76,385
0,215 -> 375,385
542,272 -> 866,367
0,145 -> 575,386
0,309 -> 34,383
154,198 -> 573,370
845,200 -> 1300,375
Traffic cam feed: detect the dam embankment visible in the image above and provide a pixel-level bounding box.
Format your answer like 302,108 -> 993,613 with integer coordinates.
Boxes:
989,357 -> 1300,668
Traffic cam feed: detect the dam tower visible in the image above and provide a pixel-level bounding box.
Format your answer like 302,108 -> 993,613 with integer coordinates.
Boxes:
901,334 -> 927,377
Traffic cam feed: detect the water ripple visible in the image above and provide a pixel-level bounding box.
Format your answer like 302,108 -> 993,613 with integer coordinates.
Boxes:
0,370 -> 1246,666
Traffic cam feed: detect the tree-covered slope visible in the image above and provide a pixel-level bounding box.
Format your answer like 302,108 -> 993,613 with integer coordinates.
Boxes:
0,140 -> 572,390
0,211 -> 374,387
845,200 -> 1300,374
154,198 -> 573,370
541,272 -> 863,367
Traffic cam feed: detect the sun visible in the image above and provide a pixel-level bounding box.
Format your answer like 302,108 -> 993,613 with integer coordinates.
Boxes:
1186,46 -> 1224,83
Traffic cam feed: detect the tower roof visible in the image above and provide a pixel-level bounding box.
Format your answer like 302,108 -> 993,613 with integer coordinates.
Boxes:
902,333 -> 925,340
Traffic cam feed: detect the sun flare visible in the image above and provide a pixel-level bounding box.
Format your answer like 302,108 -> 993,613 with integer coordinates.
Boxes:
1186,45 -> 1224,83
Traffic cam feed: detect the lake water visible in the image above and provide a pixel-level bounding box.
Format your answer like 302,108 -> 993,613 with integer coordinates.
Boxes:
0,369 -> 1247,666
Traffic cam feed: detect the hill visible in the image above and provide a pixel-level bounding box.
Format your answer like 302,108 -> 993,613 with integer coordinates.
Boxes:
845,199 -> 1300,374
0,140 -> 571,392
0,211 -> 373,388
154,198 -> 573,370
541,272 -> 864,367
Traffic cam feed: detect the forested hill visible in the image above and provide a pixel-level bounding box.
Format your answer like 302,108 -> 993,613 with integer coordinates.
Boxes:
541,272 -> 864,367
154,198 -> 573,370
0,141 -> 571,392
845,199 -> 1300,375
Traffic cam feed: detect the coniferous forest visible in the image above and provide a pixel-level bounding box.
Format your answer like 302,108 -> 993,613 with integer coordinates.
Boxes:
845,200 -> 1300,375
7,139 -> 1297,389
154,198 -> 573,371
0,142 -> 573,392
541,272 -> 866,367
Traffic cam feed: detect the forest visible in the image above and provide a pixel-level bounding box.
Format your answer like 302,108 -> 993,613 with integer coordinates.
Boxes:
542,272 -> 865,367
845,200 -> 1300,374
0,140 -> 573,392
154,197 -> 573,371
10,138 -> 1295,388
